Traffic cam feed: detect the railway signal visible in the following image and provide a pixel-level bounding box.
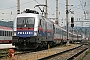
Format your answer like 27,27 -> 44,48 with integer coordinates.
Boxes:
71,17 -> 74,27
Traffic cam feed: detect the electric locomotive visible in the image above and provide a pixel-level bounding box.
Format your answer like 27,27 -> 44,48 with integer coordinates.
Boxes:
12,9 -> 54,49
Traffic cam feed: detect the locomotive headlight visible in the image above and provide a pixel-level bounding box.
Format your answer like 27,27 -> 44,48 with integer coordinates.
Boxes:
34,31 -> 38,36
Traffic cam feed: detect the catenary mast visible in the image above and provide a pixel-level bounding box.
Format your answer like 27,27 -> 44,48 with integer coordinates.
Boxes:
17,0 -> 20,14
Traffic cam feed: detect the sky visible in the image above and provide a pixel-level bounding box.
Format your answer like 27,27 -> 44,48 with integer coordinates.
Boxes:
0,0 -> 90,27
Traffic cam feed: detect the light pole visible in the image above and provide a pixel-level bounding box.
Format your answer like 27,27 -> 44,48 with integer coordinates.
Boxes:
66,0 -> 69,45
66,0 -> 73,45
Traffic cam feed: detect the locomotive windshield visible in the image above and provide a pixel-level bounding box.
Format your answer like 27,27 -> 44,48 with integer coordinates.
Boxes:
17,17 -> 35,28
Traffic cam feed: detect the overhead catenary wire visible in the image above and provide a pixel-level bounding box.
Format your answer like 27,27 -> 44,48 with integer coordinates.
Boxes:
0,0 -> 89,22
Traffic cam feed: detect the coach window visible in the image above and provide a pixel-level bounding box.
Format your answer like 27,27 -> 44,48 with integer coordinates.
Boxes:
8,31 -> 9,36
2,31 -> 3,36
9,31 -> 10,36
4,31 -> 6,36
0,30 -> 1,36
0,31 -> 1,36
43,20 -> 45,30
40,19 -> 42,25
6,31 -> 8,36
0,30 -> 3,36
10,31 -> 12,36
7,31 -> 8,36
5,31 -> 6,36
6,31 -> 7,36
39,19 -> 42,27
11,31 -> 12,36
7,31 -> 9,36
9,31 -> 11,36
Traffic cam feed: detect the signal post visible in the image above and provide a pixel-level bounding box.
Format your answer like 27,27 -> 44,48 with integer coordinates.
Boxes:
71,17 -> 74,41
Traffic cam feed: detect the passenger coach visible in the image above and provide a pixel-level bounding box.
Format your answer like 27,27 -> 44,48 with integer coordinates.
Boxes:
0,26 -> 12,43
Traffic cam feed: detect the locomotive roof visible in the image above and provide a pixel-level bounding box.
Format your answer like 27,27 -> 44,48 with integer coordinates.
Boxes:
0,26 -> 12,31
17,13 -> 39,18
23,9 -> 39,14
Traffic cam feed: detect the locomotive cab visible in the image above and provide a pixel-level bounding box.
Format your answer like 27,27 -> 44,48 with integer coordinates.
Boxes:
12,9 -> 41,49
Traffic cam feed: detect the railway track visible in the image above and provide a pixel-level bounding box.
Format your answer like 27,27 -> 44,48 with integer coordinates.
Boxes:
39,45 -> 88,60
0,49 -> 32,58
0,48 -> 11,58
0,44 -> 15,58
0,46 -> 46,59
0,44 -> 88,60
